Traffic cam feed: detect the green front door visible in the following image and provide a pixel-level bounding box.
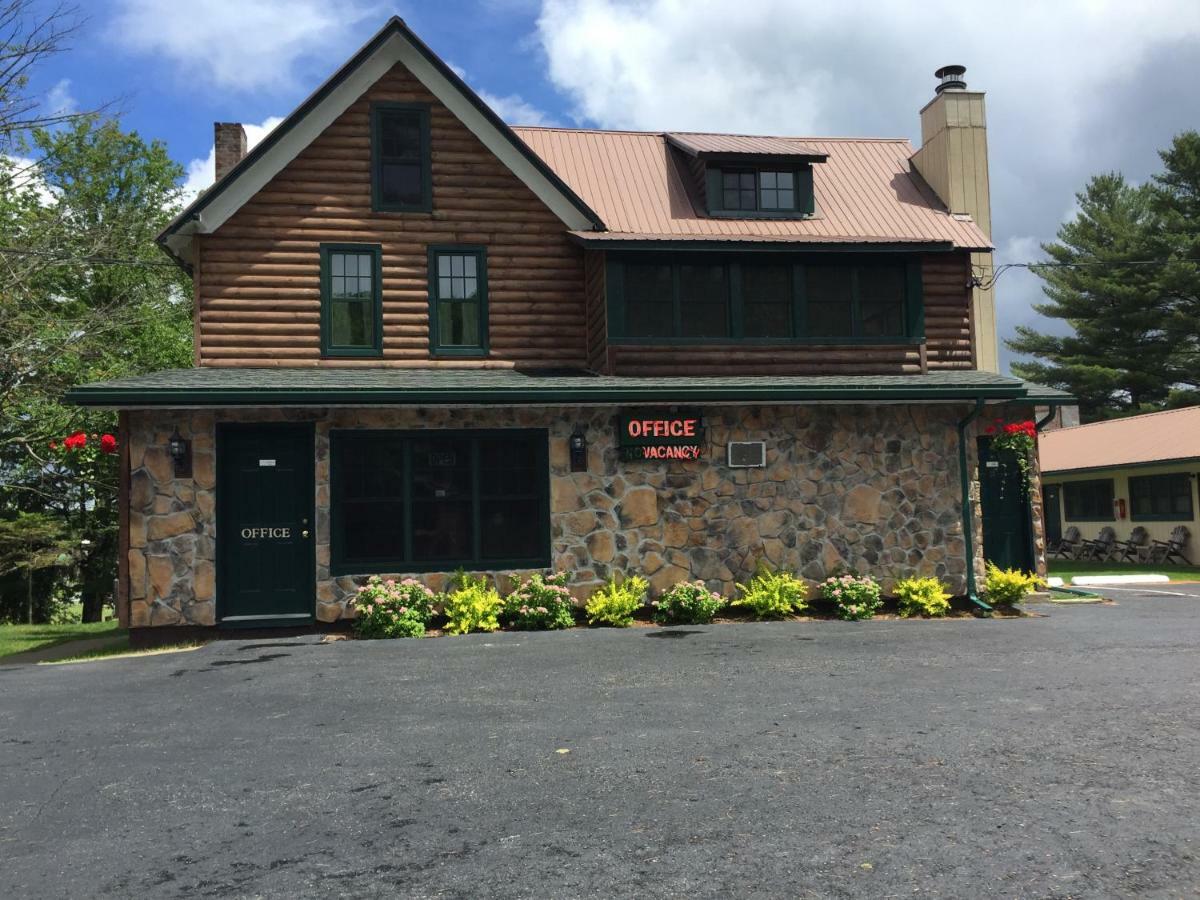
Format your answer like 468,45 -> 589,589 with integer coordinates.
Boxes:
217,423 -> 315,626
978,437 -> 1034,571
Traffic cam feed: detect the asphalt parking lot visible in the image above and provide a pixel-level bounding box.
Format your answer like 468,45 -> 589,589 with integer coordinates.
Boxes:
2,591 -> 1199,898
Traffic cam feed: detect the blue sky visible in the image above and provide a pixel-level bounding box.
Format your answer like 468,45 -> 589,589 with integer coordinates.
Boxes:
25,0 -> 1200,372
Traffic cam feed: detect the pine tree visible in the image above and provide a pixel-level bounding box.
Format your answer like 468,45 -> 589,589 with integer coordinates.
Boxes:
1009,132 -> 1200,419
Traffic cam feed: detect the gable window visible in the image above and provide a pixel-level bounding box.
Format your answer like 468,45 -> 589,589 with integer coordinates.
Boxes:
1130,473 -> 1194,521
331,430 -> 550,574
429,246 -> 488,355
609,255 -> 919,343
1063,479 -> 1114,521
708,167 -> 813,217
320,244 -> 382,357
371,102 -> 431,212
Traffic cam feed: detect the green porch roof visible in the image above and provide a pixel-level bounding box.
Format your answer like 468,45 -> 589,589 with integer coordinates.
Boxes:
66,368 -> 1074,408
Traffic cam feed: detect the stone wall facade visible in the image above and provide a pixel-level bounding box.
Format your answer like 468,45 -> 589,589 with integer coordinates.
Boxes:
125,402 -> 1030,628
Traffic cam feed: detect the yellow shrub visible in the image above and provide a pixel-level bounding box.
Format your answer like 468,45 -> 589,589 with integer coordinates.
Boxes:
585,574 -> 648,627
894,576 -> 952,618
983,562 -> 1042,607
442,573 -> 502,634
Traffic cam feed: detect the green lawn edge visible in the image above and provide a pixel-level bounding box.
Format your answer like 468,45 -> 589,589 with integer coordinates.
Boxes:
0,621 -> 124,659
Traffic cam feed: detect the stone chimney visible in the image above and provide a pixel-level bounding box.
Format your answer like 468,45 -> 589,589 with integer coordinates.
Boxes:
214,122 -> 247,182
912,66 -> 998,372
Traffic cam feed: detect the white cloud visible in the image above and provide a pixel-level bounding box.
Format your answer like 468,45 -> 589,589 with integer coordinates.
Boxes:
3,155 -> 55,203
536,0 -> 1200,372
46,79 -> 77,118
478,91 -> 555,126
181,116 -> 285,203
109,0 -> 377,92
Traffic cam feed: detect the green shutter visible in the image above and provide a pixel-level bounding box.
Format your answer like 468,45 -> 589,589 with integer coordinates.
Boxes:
797,166 -> 815,215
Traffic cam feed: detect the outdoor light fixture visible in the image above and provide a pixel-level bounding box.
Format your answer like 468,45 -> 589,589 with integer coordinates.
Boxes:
569,426 -> 588,473
167,428 -> 192,478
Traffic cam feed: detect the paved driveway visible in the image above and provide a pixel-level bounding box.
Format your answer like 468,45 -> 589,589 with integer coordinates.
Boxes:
2,594 -> 1199,898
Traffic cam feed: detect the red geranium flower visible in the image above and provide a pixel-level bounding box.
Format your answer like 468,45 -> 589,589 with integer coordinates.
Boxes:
49,440 -> 58,450
100,434 -> 117,454
63,431 -> 87,450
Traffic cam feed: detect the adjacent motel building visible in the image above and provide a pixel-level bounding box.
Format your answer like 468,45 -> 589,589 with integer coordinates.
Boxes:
1040,407 -> 1199,558
68,18 -> 1070,635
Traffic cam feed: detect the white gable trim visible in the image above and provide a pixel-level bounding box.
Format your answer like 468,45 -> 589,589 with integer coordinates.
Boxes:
163,26 -> 597,266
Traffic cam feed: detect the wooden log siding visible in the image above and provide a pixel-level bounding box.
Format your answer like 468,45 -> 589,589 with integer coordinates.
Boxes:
195,64 -> 588,368
608,253 -> 975,377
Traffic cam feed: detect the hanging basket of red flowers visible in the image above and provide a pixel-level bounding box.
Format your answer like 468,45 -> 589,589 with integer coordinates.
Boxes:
984,419 -> 1036,496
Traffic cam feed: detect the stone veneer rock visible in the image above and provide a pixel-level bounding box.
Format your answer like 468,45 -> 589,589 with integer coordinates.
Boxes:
126,403 -> 1042,628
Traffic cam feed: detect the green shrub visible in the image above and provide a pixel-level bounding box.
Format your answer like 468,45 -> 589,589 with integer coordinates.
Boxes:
732,566 -> 808,619
821,573 -> 883,621
351,576 -> 435,639
585,574 -> 648,627
502,571 -> 576,630
984,562 -> 1041,607
651,580 -> 725,625
894,576 -> 952,618
442,572 -> 502,635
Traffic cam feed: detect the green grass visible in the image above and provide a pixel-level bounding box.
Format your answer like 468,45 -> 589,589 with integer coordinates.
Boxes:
0,620 -> 123,659
1048,560 -> 1200,583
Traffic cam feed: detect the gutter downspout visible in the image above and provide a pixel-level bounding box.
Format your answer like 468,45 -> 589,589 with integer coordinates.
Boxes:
1034,407 -> 1057,433
957,399 -> 991,612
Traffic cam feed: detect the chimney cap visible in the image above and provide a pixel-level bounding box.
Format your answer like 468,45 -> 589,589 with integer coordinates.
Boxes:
934,64 -> 967,94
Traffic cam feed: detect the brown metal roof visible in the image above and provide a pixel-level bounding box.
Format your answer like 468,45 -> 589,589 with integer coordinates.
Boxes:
1040,406 -> 1200,474
666,132 -> 828,159
511,127 -> 992,249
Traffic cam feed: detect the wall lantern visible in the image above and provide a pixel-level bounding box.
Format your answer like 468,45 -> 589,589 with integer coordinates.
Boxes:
167,428 -> 192,478
569,427 -> 588,473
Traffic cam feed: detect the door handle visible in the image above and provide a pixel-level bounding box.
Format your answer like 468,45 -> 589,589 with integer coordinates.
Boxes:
301,529 -> 310,538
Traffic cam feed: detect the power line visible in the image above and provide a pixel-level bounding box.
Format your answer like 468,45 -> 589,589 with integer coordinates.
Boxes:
970,258 -> 1184,290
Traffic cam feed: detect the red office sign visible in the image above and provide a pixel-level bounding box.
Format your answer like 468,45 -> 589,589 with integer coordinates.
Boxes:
617,411 -> 705,461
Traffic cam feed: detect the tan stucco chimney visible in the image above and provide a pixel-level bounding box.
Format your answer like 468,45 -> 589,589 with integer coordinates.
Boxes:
213,122 -> 247,182
912,66 -> 999,372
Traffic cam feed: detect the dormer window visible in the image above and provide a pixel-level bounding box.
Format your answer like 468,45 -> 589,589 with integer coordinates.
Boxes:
721,169 -> 797,212
665,133 -> 826,220
708,166 -> 812,216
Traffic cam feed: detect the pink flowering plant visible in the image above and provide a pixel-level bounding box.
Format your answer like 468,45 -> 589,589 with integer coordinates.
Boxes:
350,575 -> 436,639
501,571 -> 576,630
651,580 -> 725,625
821,573 -> 883,621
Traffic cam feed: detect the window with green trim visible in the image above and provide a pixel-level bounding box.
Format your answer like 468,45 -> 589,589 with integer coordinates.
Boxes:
330,430 -> 550,573
1130,473 -> 1194,521
371,103 -> 431,212
320,244 -> 381,357
707,166 -> 813,216
609,255 -> 919,343
1063,479 -> 1114,521
429,246 -> 488,355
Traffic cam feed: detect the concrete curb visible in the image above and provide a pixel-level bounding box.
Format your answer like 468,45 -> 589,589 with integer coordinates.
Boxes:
1072,574 -> 1171,586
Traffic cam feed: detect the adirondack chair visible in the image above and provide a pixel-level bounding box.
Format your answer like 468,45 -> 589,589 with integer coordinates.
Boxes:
1114,526 -> 1151,563
1080,525 -> 1117,561
1147,526 -> 1191,565
1048,526 -> 1083,560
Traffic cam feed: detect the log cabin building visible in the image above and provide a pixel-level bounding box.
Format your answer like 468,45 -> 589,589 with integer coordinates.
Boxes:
68,18 -> 1070,633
